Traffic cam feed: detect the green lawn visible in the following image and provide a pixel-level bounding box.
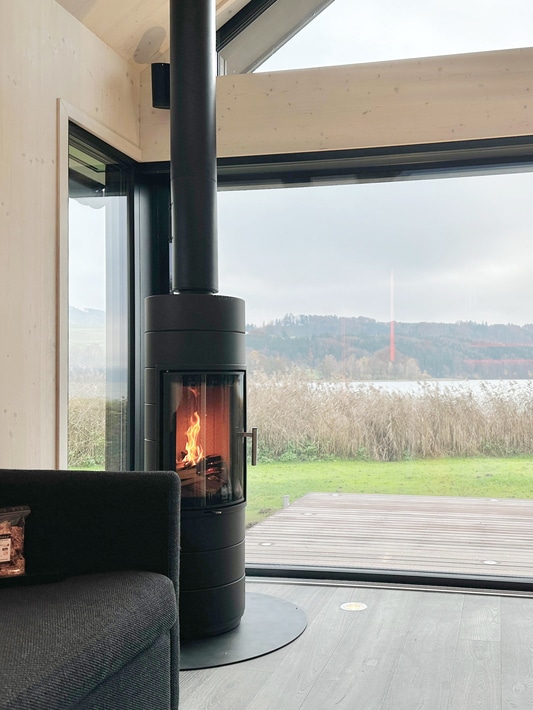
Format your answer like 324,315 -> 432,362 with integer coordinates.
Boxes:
69,457 -> 533,527
246,456 -> 533,526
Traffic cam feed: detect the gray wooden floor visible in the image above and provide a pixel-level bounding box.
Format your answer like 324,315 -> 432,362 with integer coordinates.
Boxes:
245,493 -> 533,578
180,579 -> 533,710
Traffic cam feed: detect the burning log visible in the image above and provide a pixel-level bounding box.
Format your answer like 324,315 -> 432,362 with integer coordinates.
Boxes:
177,454 -> 227,498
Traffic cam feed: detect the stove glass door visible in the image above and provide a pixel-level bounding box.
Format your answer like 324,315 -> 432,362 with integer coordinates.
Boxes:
163,372 -> 245,508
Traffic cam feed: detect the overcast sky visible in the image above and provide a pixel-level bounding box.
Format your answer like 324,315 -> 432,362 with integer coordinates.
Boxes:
258,0 -> 533,70
218,172 -> 533,326
71,0 -> 533,327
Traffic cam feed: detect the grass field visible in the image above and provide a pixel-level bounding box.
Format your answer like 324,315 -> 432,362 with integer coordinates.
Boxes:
245,456 -> 533,526
69,456 -> 533,527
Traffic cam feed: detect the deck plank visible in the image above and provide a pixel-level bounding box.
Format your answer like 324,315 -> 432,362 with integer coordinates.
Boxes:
246,493 -> 533,577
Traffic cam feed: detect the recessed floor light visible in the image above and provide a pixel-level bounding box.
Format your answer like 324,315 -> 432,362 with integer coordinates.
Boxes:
483,560 -> 498,565
260,542 -> 273,546
340,602 -> 367,612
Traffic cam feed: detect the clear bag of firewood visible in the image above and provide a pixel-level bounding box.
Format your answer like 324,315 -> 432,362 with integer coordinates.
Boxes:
0,506 -> 31,577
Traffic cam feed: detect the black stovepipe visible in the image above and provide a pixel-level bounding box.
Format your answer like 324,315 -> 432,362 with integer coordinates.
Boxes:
170,0 -> 218,295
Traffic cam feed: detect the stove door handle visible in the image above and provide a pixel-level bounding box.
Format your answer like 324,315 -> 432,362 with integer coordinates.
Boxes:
242,427 -> 258,466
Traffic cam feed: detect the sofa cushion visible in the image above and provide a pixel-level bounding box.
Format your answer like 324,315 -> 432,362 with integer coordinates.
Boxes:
72,635 -> 172,710
0,570 -> 177,710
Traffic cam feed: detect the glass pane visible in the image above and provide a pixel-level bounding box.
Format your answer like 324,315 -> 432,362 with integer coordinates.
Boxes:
218,168 -> 533,580
162,372 -> 245,508
68,135 -> 130,470
258,0 -> 533,72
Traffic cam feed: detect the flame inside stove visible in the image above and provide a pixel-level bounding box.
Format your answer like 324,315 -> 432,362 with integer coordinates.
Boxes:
182,411 -> 204,466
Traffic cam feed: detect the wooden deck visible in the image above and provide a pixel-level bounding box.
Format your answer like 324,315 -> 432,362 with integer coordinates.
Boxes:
245,493 -> 533,578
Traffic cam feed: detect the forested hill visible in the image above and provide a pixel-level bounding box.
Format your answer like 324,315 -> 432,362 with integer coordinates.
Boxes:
246,314 -> 533,380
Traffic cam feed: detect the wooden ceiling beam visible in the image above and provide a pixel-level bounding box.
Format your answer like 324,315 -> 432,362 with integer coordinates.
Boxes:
140,47 -> 533,161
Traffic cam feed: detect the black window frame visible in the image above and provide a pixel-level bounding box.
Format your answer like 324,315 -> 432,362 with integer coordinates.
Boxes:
217,135 -> 533,189
134,134 -> 533,592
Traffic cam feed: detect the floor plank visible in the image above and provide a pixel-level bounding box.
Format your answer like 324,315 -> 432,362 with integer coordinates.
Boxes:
501,597 -> 533,709
179,666 -> 272,709
447,639 -> 500,710
245,586 -> 363,710
458,594 -> 500,642
302,587 -> 423,710
179,580 -> 533,710
380,592 -> 463,710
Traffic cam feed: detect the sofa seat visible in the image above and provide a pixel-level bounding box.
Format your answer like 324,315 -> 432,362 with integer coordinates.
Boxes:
0,570 -> 177,710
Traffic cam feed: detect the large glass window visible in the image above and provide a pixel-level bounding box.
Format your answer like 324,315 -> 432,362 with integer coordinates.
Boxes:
218,168 -> 533,582
219,172 -> 533,326
68,127 -> 132,470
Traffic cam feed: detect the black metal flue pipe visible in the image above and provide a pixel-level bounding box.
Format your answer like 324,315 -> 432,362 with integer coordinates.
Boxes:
170,0 -> 218,294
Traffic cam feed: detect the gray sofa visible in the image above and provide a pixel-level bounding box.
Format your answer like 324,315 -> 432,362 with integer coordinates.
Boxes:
0,469 -> 180,710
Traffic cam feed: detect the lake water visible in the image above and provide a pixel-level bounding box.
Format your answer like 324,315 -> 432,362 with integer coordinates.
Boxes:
324,379 -> 533,400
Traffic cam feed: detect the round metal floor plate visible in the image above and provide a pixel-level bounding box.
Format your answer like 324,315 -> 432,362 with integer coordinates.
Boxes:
180,591 -> 307,670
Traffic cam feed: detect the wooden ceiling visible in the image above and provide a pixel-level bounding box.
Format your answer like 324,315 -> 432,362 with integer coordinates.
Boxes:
56,0 -> 252,66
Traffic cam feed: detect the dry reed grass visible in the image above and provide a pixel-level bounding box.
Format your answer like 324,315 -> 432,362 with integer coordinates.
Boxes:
248,372 -> 533,462
68,373 -> 533,465
68,397 -> 106,467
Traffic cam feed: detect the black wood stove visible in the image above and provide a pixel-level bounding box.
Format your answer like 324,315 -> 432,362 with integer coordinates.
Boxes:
145,294 -> 256,640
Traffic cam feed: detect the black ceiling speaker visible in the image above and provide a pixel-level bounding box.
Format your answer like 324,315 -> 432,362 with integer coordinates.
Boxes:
151,62 -> 170,110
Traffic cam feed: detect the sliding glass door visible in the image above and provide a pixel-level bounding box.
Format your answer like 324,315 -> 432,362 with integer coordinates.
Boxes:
67,126 -> 133,470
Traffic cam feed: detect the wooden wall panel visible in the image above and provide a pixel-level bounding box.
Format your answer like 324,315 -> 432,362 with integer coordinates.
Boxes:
140,47 -> 533,161
0,0 -> 141,468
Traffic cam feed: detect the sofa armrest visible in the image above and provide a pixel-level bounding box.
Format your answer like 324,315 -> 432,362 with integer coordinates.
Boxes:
0,469 -> 180,586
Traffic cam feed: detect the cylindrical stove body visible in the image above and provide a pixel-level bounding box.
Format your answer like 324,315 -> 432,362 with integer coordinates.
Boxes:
145,293 -> 247,639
